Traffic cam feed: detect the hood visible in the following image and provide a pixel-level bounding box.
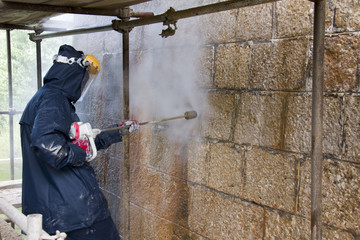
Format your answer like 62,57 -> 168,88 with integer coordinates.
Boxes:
43,45 -> 87,103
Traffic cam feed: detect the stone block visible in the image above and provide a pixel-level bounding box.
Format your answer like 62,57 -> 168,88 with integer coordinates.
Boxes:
275,0 -> 313,38
130,165 -> 160,214
250,38 -> 308,91
297,156 -> 310,218
103,190 -> 122,233
208,142 -> 245,197
323,95 -> 343,156
236,3 -> 273,41
130,204 -> 205,240
284,94 -> 312,153
285,94 -> 343,155
191,9 -> 237,44
344,95 -> 360,162
323,35 -> 360,92
334,0 -> 360,30
146,132 -> 189,178
323,226 -> 355,240
243,147 -> 300,213
202,91 -> 236,141
188,184 -> 264,239
196,46 -> 214,89
264,209 -> 310,239
234,92 -> 284,149
187,138 -> 209,185
130,165 -> 190,227
214,43 -> 251,90
298,158 -> 360,235
322,159 -> 360,235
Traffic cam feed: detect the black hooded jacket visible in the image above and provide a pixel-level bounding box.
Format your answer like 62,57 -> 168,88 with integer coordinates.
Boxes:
19,45 -> 122,234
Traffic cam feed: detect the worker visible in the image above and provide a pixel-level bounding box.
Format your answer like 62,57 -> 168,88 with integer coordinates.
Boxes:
19,44 -> 138,240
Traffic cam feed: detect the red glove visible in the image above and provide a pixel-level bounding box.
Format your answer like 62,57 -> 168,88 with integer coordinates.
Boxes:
119,120 -> 140,133
72,139 -> 91,155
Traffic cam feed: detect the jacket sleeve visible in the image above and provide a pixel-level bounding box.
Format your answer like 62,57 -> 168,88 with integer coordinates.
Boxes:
95,124 -> 122,150
30,98 -> 86,169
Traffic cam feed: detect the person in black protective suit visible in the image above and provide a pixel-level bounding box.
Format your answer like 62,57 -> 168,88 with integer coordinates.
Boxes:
19,44 -> 139,240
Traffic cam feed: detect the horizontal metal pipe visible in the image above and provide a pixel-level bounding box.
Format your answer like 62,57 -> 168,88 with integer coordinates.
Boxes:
29,24 -> 113,40
0,197 -> 51,238
113,0 -> 279,30
0,110 -> 23,115
30,0 -> 279,40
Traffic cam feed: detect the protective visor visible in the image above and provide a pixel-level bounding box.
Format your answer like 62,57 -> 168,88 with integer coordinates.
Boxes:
53,54 -> 100,75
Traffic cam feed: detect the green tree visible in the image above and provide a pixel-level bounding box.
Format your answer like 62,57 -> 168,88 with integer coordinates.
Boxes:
0,28 -> 72,180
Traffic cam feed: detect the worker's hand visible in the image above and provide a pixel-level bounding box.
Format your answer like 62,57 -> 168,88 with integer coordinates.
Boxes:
119,120 -> 140,135
72,139 -> 91,156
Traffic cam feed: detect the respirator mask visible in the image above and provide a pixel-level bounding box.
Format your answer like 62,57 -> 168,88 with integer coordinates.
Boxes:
52,53 -> 101,102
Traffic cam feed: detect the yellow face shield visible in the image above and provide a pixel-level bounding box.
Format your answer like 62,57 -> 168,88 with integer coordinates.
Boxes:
84,54 -> 100,75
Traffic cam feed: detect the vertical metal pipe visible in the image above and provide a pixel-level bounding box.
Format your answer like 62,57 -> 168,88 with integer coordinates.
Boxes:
6,29 -> 14,180
35,40 -> 42,89
122,28 -> 130,240
27,214 -> 42,240
311,1 -> 325,239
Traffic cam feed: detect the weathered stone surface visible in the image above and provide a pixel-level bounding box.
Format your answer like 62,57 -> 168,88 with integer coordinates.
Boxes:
323,35 -> 360,92
202,91 -> 236,140
196,46 -> 214,89
234,92 -> 284,149
208,142 -> 245,196
188,184 -> 264,239
187,138 -> 209,185
130,165 -> 190,227
323,95 -> 343,156
297,156 -> 310,218
130,204 -> 205,240
264,209 -> 310,239
285,94 -> 343,155
250,38 -> 308,91
192,9 -> 237,44
214,43 -> 251,90
344,95 -> 360,162
236,3 -> 273,41
298,158 -> 360,235
243,147 -> 299,213
275,0 -> 313,38
322,159 -> 360,235
103,190 -> 122,233
323,226 -> 355,240
334,0 -> 360,30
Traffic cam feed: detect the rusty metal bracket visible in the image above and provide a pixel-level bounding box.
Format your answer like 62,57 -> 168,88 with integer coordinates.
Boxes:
112,7 -> 133,33
159,7 -> 178,38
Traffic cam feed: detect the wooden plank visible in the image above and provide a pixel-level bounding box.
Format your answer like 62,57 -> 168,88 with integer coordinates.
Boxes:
0,188 -> 21,208
86,0 -> 150,8
0,179 -> 21,190
44,0 -> 99,7
2,0 -> 48,3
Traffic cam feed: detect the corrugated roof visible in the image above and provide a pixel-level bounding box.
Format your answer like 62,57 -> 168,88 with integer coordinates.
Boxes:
0,0 -> 150,28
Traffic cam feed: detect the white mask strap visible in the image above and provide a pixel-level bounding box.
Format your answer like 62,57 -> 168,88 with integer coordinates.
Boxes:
53,55 -> 88,69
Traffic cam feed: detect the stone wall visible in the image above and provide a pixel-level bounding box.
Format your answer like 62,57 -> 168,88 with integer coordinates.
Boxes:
74,0 -> 359,239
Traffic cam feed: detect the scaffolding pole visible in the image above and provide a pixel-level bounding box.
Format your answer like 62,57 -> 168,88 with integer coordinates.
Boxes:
29,0 -> 279,40
310,0 -> 325,239
6,29 -> 15,180
121,9 -> 131,239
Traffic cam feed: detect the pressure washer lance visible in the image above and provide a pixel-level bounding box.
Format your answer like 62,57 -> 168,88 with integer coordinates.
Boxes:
102,110 -> 198,133
69,110 -> 197,161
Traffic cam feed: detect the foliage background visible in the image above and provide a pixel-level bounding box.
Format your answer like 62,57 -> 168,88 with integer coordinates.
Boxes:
0,28 -> 72,180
